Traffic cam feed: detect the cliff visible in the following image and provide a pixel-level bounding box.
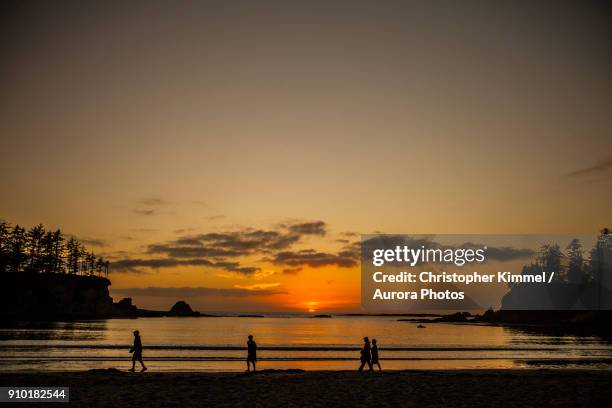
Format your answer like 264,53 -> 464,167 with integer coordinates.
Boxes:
0,272 -> 113,320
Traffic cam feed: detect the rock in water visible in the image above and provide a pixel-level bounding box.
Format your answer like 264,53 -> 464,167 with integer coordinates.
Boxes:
168,300 -> 195,316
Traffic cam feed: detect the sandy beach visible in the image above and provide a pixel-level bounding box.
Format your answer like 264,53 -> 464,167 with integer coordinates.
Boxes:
1,369 -> 610,407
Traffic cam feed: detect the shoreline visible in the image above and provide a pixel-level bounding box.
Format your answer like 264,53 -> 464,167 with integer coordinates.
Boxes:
1,366 -> 612,373
1,369 -> 610,407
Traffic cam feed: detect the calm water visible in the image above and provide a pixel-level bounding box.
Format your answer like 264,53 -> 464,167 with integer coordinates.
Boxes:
1,316 -> 611,371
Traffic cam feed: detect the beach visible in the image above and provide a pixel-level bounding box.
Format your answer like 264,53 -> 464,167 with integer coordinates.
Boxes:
1,369 -> 610,407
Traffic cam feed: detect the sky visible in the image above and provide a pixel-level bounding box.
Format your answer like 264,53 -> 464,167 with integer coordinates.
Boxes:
1,0 -> 611,312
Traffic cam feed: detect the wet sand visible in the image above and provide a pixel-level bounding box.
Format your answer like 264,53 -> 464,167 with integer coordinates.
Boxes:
1,369 -> 610,407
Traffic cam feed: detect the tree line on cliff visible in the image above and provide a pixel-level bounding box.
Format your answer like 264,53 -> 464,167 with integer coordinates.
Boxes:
510,228 -> 612,287
0,220 -> 109,277
500,228 -> 612,310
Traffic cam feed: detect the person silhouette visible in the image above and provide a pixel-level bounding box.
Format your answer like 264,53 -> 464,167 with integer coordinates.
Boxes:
246,335 -> 257,372
371,339 -> 382,371
358,336 -> 373,371
129,330 -> 147,372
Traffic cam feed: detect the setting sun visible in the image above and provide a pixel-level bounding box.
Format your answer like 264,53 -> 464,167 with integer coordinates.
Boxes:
305,301 -> 318,314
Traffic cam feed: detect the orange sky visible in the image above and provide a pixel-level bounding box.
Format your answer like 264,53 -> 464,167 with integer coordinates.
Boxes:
0,1 -> 611,312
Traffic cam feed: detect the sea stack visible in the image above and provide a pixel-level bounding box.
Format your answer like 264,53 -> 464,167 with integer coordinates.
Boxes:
167,300 -> 199,317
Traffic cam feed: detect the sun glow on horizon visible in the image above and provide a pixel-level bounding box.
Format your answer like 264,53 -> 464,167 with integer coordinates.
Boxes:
305,301 -> 319,313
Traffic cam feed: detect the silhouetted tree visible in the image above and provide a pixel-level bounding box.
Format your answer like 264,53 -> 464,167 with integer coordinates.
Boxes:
505,230 -> 611,309
566,239 -> 585,283
66,237 -> 80,275
9,225 -> 27,273
41,230 -> 55,273
587,228 -> 612,283
512,262 -> 541,289
592,228 -> 612,309
0,220 -> 109,277
95,258 -> 105,276
86,251 -> 96,276
26,224 -> 45,273
0,220 -> 10,273
537,244 -> 566,282
79,245 -> 88,275
51,229 -> 65,274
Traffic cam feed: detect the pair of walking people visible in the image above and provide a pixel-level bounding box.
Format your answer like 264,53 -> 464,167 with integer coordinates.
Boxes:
358,336 -> 381,371
248,335 -> 381,372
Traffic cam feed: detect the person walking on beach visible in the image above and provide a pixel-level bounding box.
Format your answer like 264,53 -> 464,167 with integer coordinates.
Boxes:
371,339 -> 382,371
358,336 -> 373,371
129,330 -> 147,372
246,334 -> 257,372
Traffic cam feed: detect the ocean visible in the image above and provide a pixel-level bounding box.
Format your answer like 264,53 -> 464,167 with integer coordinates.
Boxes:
1,316 -> 611,371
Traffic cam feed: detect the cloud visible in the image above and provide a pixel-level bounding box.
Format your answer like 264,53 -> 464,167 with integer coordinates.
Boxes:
234,283 -> 281,291
207,215 -> 226,220
112,221 -> 332,276
269,248 -> 358,268
564,158 -> 612,178
286,221 -> 326,236
131,228 -> 158,233
463,242 -> 535,261
98,250 -> 130,257
148,221 -> 328,260
214,261 -> 260,275
250,269 -> 278,279
75,237 -> 107,247
147,243 -> 241,258
133,209 -> 155,216
173,228 -> 195,234
193,230 -> 301,252
138,197 -> 171,206
112,286 -> 285,298
282,267 -> 303,275
111,258 -> 260,275
112,258 -> 213,272
132,197 -> 171,216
